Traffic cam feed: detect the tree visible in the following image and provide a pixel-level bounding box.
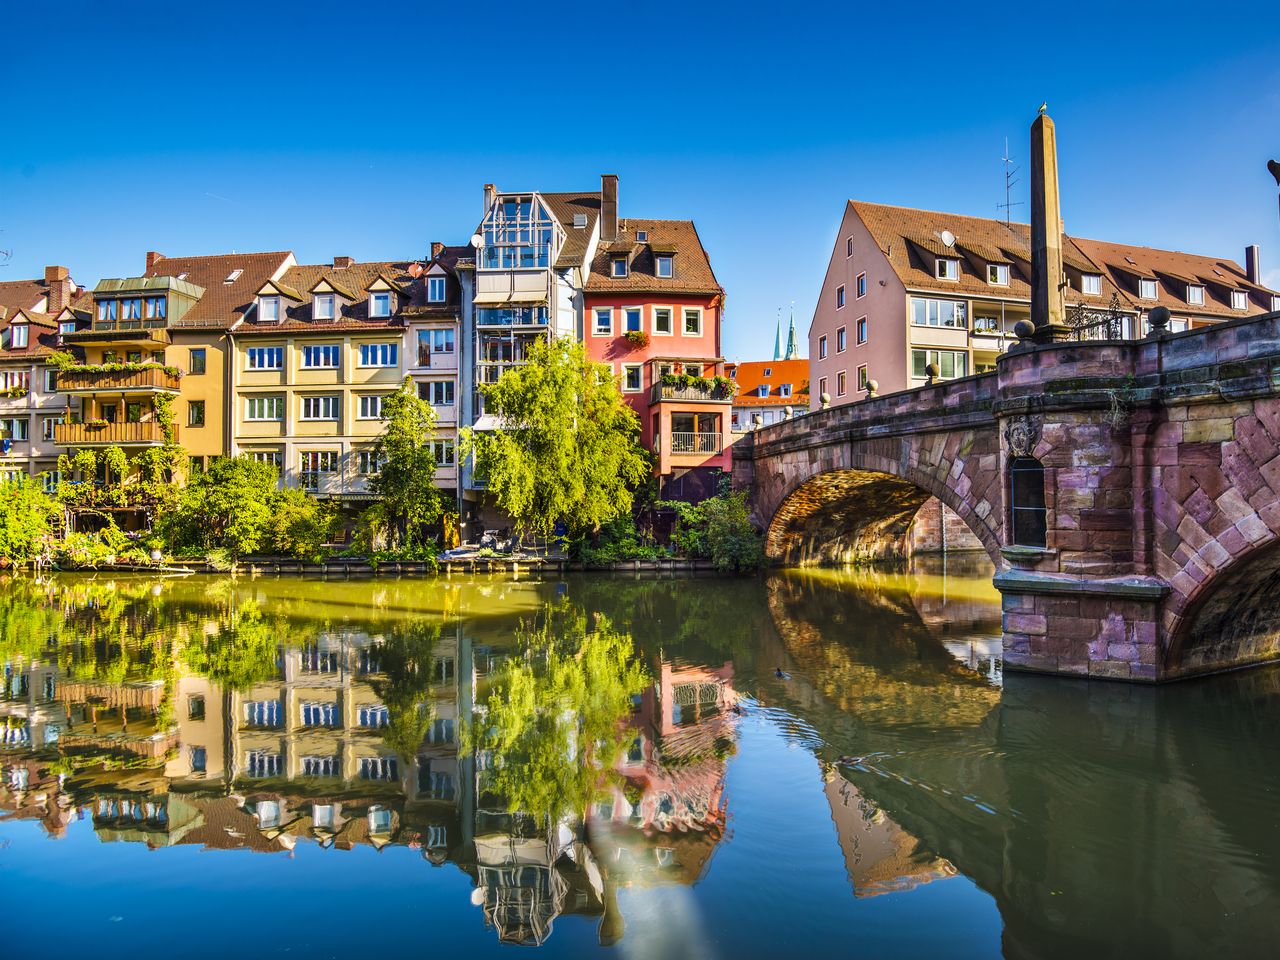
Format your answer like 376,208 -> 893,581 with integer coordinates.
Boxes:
269,487 -> 336,562
163,456 -> 279,558
180,598 -> 281,691
463,337 -> 651,535
368,377 -> 444,549
0,475 -> 60,565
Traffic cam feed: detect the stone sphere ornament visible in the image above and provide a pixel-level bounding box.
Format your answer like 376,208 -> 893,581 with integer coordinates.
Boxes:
1013,318 -> 1036,341
1147,306 -> 1171,335
820,391 -> 831,409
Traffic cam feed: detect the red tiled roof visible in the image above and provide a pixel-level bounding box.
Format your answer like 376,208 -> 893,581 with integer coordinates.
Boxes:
585,219 -> 722,297
0,278 -> 54,317
145,251 -> 294,330
726,359 -> 809,406
235,260 -> 423,335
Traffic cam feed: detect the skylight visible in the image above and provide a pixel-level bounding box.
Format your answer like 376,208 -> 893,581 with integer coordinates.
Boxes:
637,230 -> 648,243
225,268 -> 243,283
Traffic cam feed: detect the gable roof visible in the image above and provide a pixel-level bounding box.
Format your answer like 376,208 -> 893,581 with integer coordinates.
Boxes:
0,278 -> 53,319
144,251 -> 294,330
541,191 -> 601,270
585,219 -> 722,297
236,260 -> 422,334
726,359 -> 809,406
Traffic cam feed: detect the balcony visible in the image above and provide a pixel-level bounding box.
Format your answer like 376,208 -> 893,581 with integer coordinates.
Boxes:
55,421 -> 172,447
61,320 -> 170,346
57,367 -> 182,394
669,432 -> 721,455
650,382 -> 734,405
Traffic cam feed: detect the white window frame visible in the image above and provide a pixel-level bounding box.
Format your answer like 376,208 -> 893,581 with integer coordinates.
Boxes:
44,368 -> 57,392
301,344 -> 340,369
313,293 -> 336,320
258,296 -> 281,323
818,335 -> 827,359
846,237 -> 853,258
427,276 -> 447,303
682,307 -> 703,336
655,256 -> 673,278
621,363 -> 643,393
358,395 -> 387,420
611,258 -> 628,278
369,291 -> 391,318
431,439 -> 455,466
1272,296 -> 1280,313
857,364 -> 868,390
59,321 -> 76,335
818,376 -> 827,398
1082,274 -> 1102,296
652,306 -> 673,336
987,264 -> 1009,286
836,284 -> 846,309
856,316 -> 867,345
10,325 -> 28,349
836,326 -> 847,353
247,346 -> 284,370
936,258 -> 959,281
251,450 -> 283,469
245,395 -> 284,421
593,307 -> 612,337
856,272 -> 867,298
836,370 -> 847,396
300,395 -> 340,421
358,342 -> 398,367
1231,290 -> 1248,311
623,306 -> 643,333
1186,284 -> 1204,306
356,450 -> 385,475
41,416 -> 62,442
1139,278 -> 1158,300
421,380 -> 454,407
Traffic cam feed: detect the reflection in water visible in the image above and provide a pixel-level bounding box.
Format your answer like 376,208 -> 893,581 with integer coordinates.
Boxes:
3,563 -> 1280,957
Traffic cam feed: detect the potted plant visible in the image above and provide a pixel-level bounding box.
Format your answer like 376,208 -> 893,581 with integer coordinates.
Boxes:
623,330 -> 649,349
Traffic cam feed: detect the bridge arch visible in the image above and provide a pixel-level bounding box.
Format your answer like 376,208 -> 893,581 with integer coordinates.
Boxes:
761,446 -> 1003,568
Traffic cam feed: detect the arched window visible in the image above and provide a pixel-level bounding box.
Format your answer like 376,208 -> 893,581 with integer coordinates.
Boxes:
1010,457 -> 1047,547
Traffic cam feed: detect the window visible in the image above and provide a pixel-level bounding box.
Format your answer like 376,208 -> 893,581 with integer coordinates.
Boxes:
59,321 -> 75,336
370,291 -> 391,317
126,402 -> 143,424
9,325 -> 27,349
190,747 -> 207,773
302,755 -> 341,778
656,256 -> 674,278
259,296 -> 280,322
300,642 -> 339,672
856,317 -> 867,344
0,418 -> 29,441
818,335 -> 827,359
251,450 -> 282,470
225,268 -> 243,283
427,276 -> 447,303
1139,278 -> 1158,300
302,344 -> 340,368
313,293 -> 335,319
188,401 -> 205,427
857,365 -> 868,390
416,328 -> 455,365
431,440 -> 455,466
358,395 -> 386,419
245,700 -> 282,727
356,450 -> 385,475
936,258 -> 959,280
188,696 -> 205,720
612,258 -> 628,278
911,349 -> 969,380
313,804 -> 334,829
127,350 -> 142,363
757,384 -> 770,398
846,237 -> 854,258
301,396 -> 339,420
653,307 -> 673,335
359,342 -> 398,367
988,264 -> 1010,286
594,307 -> 612,336
683,308 -> 702,336
836,326 -> 847,353
247,346 -> 283,370
683,363 -> 703,377
779,383 -> 792,398
97,299 -> 118,322
419,380 -> 454,406
1186,284 -> 1205,306
121,297 -> 142,320
145,296 -> 166,319
300,451 -> 338,491
359,757 -> 399,781
245,396 -> 284,421
622,364 -> 642,392
1231,290 -> 1249,311
246,752 -> 282,779
1082,274 -> 1103,296
1273,296 -> 1280,312
910,297 -> 967,328
1010,457 -> 1048,547
359,705 -> 390,728
856,273 -> 867,298
818,376 -> 827,398
836,285 -> 846,309
1,370 -> 29,393
188,348 -> 206,374
301,702 -> 339,727
41,416 -> 61,442
622,307 -> 641,333
836,371 -> 847,396
476,305 -> 548,326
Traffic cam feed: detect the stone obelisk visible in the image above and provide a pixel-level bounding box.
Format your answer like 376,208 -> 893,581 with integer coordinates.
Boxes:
1030,107 -> 1069,342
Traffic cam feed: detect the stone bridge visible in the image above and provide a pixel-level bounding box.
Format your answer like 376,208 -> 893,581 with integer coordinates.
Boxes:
733,311 -> 1280,681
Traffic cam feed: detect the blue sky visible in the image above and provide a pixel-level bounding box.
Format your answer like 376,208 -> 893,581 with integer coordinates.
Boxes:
2,1 -> 1277,360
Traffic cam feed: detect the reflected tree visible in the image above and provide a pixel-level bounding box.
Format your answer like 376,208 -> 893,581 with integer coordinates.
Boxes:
366,619 -> 444,761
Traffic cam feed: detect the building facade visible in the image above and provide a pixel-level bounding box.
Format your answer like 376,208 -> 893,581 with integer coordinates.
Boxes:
809,201 -> 1280,407
725,359 -> 809,431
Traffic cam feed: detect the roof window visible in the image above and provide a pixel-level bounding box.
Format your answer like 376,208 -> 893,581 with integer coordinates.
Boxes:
636,230 -> 648,243
573,213 -> 587,228
225,269 -> 243,283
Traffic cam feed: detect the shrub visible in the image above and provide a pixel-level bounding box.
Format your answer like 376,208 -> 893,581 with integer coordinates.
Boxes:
578,514 -> 665,565
268,488 -> 336,562
658,492 -> 764,574
0,476 -> 61,565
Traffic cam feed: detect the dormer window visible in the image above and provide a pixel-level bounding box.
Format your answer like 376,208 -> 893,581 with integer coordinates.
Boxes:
757,385 -> 770,398
936,258 -> 959,281
9,325 -> 28,349
1139,278 -> 1158,300
1082,274 -> 1102,295
59,321 -> 75,335
611,258 -> 628,278
314,294 -> 335,320
259,296 -> 281,323
1186,284 -> 1204,306
1231,290 -> 1248,311
370,291 -> 391,318
428,277 -> 446,303
97,300 -> 118,322
763,367 -> 772,377
987,264 -> 1010,286
655,256 -> 673,278
779,383 -> 792,398
145,296 -> 166,319
636,230 -> 648,242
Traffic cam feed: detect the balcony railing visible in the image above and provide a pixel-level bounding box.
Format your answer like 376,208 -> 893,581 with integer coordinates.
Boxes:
650,383 -> 734,404
55,421 -> 171,446
669,432 -> 721,455
57,367 -> 182,393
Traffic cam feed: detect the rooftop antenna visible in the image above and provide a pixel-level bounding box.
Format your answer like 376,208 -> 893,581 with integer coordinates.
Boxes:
998,137 -> 1023,225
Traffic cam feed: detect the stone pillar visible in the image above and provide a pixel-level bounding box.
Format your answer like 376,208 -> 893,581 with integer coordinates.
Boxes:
1030,110 -> 1070,343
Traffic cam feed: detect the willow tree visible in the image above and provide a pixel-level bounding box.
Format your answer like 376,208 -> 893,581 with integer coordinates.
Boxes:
463,337 -> 651,535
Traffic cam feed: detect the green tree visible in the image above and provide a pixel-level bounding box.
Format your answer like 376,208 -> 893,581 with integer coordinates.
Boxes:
367,377 -> 443,549
269,487 -> 336,562
180,598 -> 280,691
366,620 -> 444,761
463,337 -> 651,535
0,475 -> 60,565
162,456 -> 279,558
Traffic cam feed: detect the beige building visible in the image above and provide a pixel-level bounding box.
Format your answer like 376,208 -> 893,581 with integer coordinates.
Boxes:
809,201 -> 1280,405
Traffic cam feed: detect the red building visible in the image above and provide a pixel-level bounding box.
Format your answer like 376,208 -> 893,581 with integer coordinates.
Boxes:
583,216 -> 731,501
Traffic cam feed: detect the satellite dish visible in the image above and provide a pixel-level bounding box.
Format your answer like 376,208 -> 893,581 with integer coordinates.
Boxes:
469,233 -> 485,249
940,229 -> 956,248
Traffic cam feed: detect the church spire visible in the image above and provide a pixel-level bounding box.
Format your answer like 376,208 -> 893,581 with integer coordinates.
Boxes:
783,305 -> 799,360
773,308 -> 782,361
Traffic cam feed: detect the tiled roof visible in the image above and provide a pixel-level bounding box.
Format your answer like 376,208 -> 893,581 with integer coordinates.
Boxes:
0,278 -> 53,317
541,191 -> 601,270
144,251 -> 294,330
585,219 -> 722,297
236,260 -> 421,335
849,201 -> 1278,319
726,359 -> 809,406
0,312 -> 64,362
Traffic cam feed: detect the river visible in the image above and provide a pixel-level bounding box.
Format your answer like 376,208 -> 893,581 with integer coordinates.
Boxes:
1,559 -> 1278,958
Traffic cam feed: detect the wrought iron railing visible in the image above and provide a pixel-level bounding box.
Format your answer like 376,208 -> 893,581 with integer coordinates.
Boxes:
1067,295 -> 1128,341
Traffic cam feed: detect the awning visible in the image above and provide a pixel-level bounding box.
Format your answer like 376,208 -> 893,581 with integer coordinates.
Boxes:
473,290 -> 547,306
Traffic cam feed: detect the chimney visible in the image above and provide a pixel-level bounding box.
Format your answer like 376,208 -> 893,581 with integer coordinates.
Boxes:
146,251 -> 164,270
601,174 -> 619,242
333,256 -> 353,269
431,241 -> 445,259
1246,245 -> 1261,285
483,183 -> 496,213
44,265 -> 72,313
